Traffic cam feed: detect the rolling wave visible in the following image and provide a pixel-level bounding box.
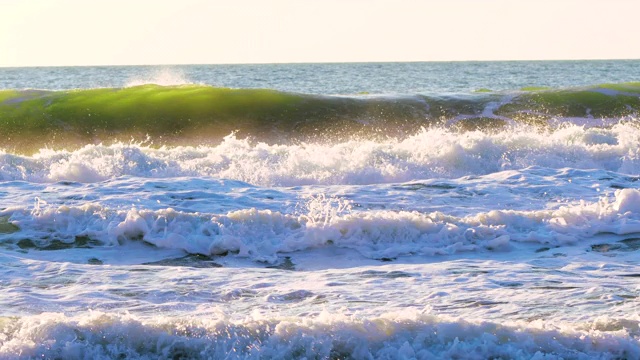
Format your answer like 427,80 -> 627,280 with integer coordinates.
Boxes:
0,83 -> 639,153
2,189 -> 640,262
1,311 -> 637,359
1,123 -> 639,185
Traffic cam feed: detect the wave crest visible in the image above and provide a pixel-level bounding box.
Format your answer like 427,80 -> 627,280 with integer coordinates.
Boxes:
1,83 -> 639,153
2,189 -> 640,262
0,123 -> 638,185
1,310 -> 637,359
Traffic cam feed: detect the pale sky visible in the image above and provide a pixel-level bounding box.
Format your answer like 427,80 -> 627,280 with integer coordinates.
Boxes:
1,0 -> 638,67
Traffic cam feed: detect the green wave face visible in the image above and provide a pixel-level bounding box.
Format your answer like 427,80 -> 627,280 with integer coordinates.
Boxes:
497,83 -> 640,119
0,85 -> 305,145
600,82 -> 640,93
0,83 -> 639,153
0,85 -> 434,152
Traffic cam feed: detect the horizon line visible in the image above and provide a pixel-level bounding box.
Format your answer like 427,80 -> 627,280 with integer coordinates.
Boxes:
2,58 -> 640,69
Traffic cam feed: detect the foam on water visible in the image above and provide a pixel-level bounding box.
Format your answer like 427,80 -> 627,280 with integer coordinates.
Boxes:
0,123 -> 638,186
2,310 -> 638,359
1,249 -> 639,358
2,188 -> 639,263
2,64 -> 640,358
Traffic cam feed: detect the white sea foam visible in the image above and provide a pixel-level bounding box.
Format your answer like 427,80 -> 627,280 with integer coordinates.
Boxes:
0,123 -> 639,186
3,188 -> 639,262
1,310 -> 637,359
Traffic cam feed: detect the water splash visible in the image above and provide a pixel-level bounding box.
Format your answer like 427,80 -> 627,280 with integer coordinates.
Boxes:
299,194 -> 352,226
124,68 -> 194,87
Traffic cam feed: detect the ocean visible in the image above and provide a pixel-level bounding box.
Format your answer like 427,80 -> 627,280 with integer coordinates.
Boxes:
0,60 -> 639,359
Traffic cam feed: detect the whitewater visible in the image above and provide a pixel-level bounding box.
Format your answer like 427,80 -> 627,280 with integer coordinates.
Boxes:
1,61 -> 640,359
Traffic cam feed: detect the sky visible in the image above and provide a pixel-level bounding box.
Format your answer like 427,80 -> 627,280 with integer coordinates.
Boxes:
1,0 -> 639,67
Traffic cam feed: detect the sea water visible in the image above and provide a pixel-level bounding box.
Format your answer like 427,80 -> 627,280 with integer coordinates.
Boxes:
0,61 -> 640,359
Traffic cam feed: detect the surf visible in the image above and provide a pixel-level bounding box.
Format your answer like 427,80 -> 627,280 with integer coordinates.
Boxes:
0,83 -> 639,153
0,122 -> 638,185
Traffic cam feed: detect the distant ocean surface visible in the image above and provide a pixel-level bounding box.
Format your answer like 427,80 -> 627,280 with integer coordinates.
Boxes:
1,60 -> 640,359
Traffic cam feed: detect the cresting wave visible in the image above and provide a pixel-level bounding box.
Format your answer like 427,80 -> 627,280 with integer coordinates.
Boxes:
0,83 -> 639,153
1,310 -> 638,359
0,123 -> 639,185
2,188 -> 639,262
